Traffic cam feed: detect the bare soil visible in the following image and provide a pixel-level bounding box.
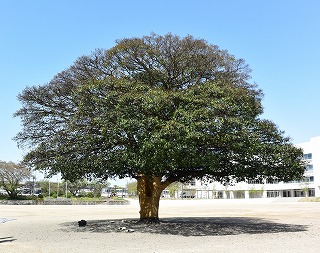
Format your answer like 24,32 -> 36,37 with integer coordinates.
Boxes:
1,198 -> 319,253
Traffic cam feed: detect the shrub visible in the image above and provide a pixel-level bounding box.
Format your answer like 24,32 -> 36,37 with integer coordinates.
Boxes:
0,193 -> 8,200
86,192 -> 94,198
66,192 -> 73,198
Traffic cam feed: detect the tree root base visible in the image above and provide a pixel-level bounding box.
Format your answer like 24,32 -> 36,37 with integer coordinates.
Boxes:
137,217 -> 160,224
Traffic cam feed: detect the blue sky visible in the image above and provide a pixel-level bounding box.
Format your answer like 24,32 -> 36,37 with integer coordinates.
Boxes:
1,0 -> 320,165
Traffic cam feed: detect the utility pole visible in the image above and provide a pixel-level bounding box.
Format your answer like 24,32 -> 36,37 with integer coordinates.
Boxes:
57,181 -> 59,198
65,181 -> 68,198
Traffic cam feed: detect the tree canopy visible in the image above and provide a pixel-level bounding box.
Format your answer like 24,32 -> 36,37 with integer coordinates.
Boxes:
14,33 -> 305,221
0,161 -> 31,198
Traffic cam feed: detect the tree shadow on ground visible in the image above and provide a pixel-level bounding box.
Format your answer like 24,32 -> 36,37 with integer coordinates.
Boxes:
62,217 -> 308,237
0,237 -> 16,243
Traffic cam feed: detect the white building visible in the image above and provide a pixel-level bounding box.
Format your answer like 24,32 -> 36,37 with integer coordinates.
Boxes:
178,136 -> 320,199
298,136 -> 320,197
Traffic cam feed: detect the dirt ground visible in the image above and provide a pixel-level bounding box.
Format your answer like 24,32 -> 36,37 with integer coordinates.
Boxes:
1,198 -> 319,253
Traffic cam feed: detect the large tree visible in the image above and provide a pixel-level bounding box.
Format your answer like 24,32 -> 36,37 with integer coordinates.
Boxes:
14,33 -> 305,222
0,161 -> 31,199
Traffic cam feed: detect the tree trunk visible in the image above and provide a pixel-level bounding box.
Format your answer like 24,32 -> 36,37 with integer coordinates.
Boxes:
7,189 -> 19,199
137,175 -> 165,223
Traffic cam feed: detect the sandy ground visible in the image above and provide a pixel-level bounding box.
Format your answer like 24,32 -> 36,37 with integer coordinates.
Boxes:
1,198 -> 320,253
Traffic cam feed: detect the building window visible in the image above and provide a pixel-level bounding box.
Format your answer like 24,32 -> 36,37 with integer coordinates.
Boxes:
282,190 -> 292,197
233,190 -> 245,199
266,178 -> 279,184
286,176 -> 313,184
247,179 -> 263,184
267,190 -> 279,198
306,164 -> 313,172
309,189 -> 315,197
187,179 -> 196,186
294,189 -> 305,197
303,153 -> 312,160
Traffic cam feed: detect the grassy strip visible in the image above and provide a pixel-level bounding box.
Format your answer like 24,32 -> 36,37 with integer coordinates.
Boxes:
70,197 -> 105,202
298,197 -> 320,202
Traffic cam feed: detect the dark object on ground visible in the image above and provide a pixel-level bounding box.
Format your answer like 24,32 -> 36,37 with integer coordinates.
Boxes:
78,220 -> 87,227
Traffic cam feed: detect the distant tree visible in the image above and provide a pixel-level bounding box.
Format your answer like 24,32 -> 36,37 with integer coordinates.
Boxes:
87,180 -> 110,198
14,33 -> 305,222
166,182 -> 183,198
127,181 -> 138,197
65,179 -> 88,196
0,161 -> 31,199
38,180 -> 50,197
